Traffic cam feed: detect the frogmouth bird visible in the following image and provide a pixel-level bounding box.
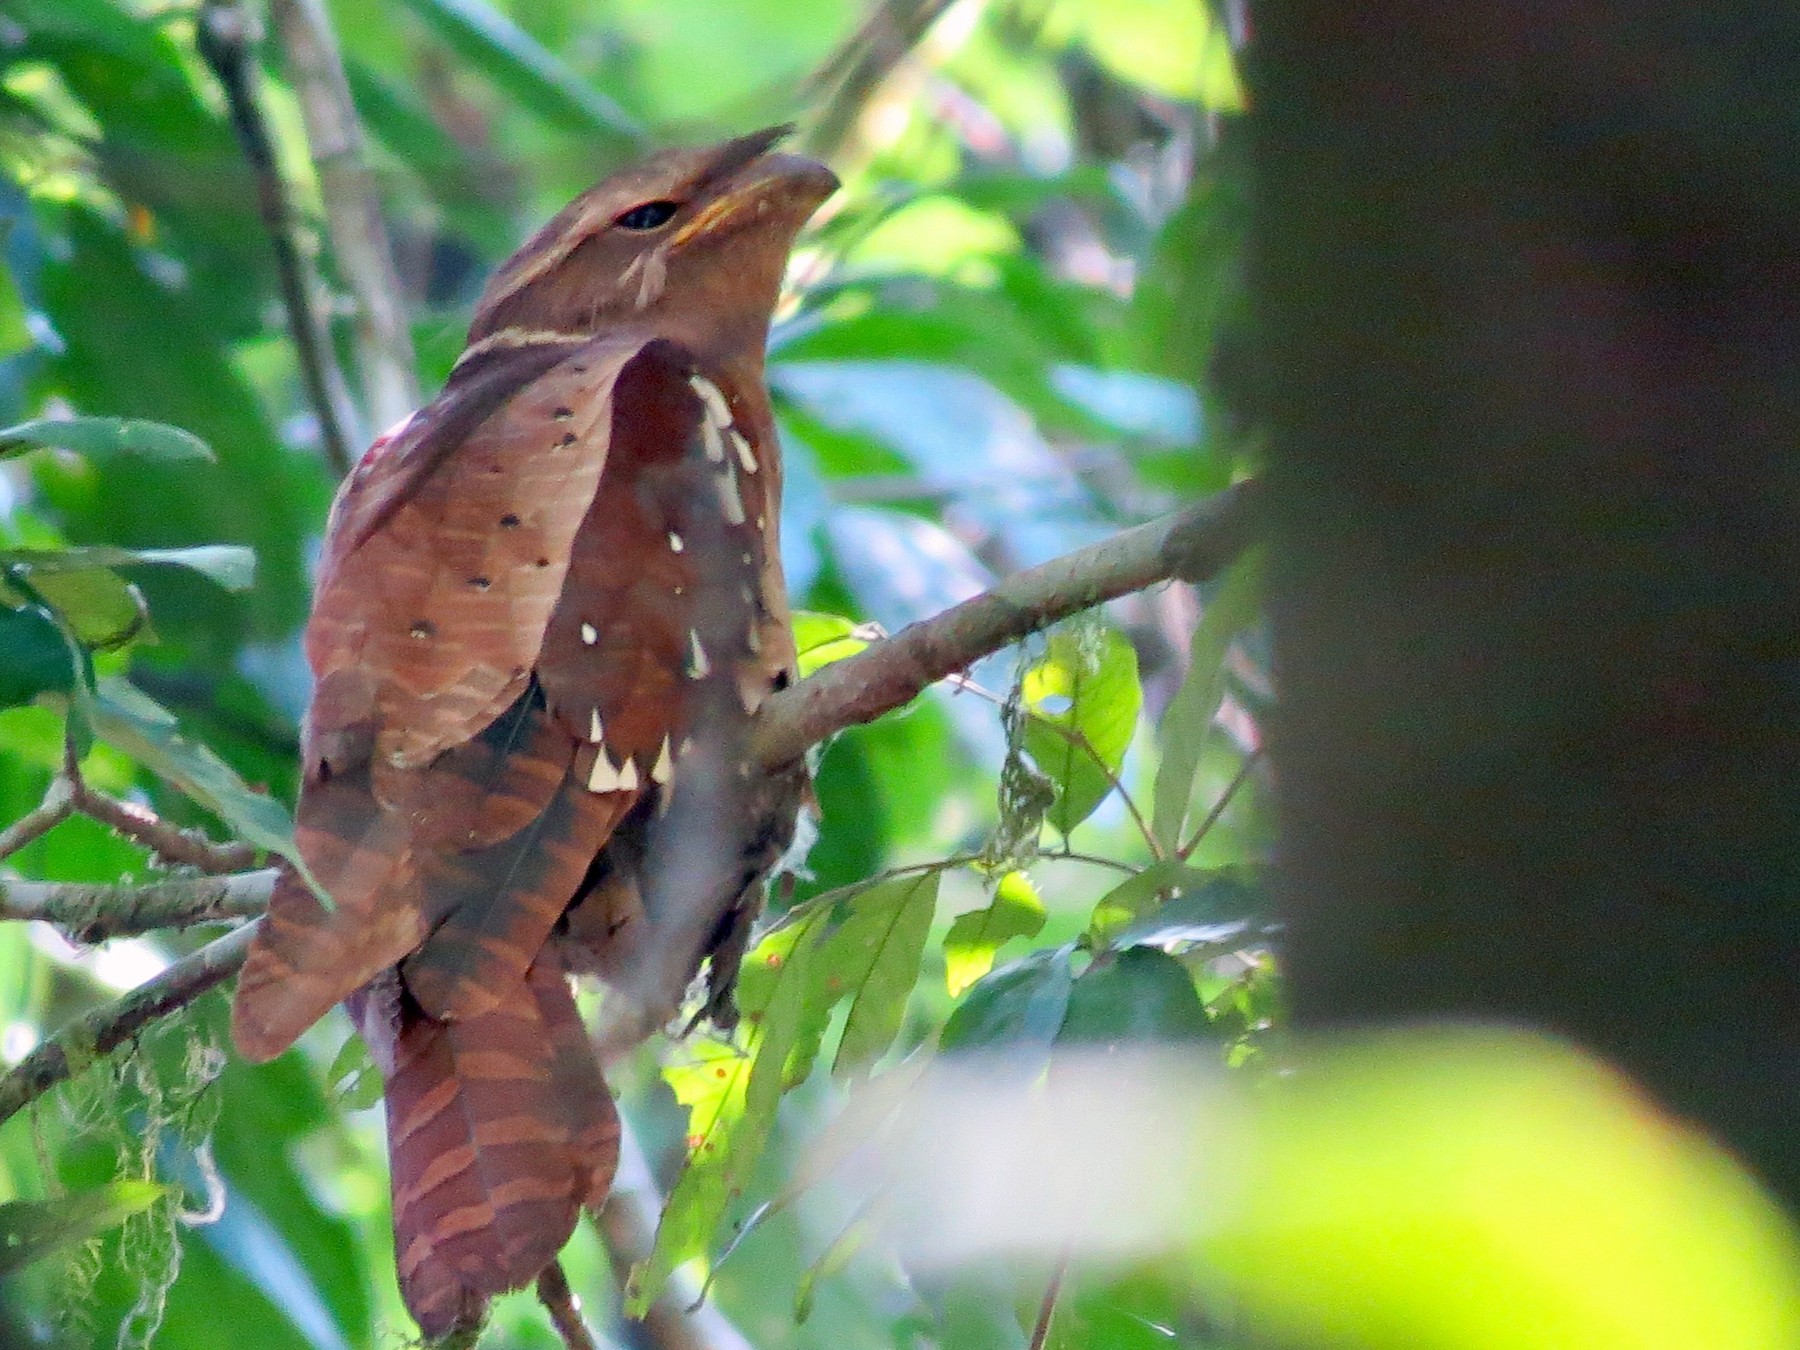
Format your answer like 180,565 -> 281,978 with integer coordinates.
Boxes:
229,128 -> 836,1337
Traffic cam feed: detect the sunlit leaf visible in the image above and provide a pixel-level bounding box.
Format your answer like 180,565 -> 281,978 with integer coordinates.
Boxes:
631,913 -> 829,1314
324,1034 -> 384,1112
0,1181 -> 167,1274
792,610 -> 878,678
818,871 -> 939,1076
944,870 -> 1047,997
2,565 -> 147,650
0,416 -> 213,464
1151,551 -> 1262,852
941,945 -> 1076,1053
1084,857 -> 1213,945
1021,628 -> 1142,835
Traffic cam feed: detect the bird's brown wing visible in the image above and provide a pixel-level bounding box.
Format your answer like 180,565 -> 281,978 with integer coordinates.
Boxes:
232,335 -> 647,1062
401,338 -> 794,1018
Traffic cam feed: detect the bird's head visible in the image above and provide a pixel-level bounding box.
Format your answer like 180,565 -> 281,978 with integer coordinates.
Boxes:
467,126 -> 838,365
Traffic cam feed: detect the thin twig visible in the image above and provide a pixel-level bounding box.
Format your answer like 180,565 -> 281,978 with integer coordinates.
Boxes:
270,0 -> 420,431
536,1261 -> 600,1350
597,1122 -> 755,1350
802,0 -> 963,164
1027,1248 -> 1072,1350
0,777 -> 72,862
70,785 -> 260,875
0,869 -> 276,942
196,0 -> 359,476
0,921 -> 258,1129
1177,746 -> 1263,861
753,481 -> 1260,768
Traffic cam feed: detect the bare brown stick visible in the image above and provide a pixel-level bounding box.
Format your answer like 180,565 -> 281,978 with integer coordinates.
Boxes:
803,0 -> 963,163
197,0 -> 359,476
271,0 -> 420,431
598,1123 -> 754,1350
0,777 -> 72,862
536,1261 -> 600,1350
0,921 -> 258,1128
1178,746 -> 1264,861
1026,1248 -> 1072,1350
0,869 -> 276,942
70,785 -> 259,875
753,481 -> 1259,768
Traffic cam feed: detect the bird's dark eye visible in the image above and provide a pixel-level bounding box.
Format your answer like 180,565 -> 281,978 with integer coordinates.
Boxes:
615,200 -> 679,231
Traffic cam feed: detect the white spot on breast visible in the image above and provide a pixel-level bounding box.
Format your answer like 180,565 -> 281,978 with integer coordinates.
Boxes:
716,469 -> 746,525
668,531 -> 685,553
581,622 -> 597,645
729,428 -> 758,473
688,374 -> 732,425
688,631 -> 711,679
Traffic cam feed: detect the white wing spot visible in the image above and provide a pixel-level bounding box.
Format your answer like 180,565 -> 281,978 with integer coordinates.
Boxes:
688,631 -> 711,679
651,735 -> 674,785
700,417 -> 726,463
729,428 -> 758,474
688,374 -> 732,425
589,708 -> 605,743
587,749 -> 626,793
580,622 -> 598,645
668,531 -> 685,553
618,757 -> 639,791
716,469 -> 747,524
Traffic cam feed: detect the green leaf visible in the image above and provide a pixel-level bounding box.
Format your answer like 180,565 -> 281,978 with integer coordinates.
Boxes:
1021,628 -> 1143,835
631,913 -> 830,1314
0,606 -> 75,704
0,1181 -> 167,1274
0,416 -> 214,464
324,1034 -> 384,1112
2,544 -> 256,591
79,676 -> 299,867
818,871 -> 939,1076
941,946 -> 1076,1053
792,610 -> 879,678
1114,870 -> 1267,951
2,566 -> 148,651
944,870 -> 1047,996
1151,551 -> 1263,852
395,0 -> 644,145
795,1216 -> 870,1324
1085,858 -> 1215,945
1058,947 -> 1211,1047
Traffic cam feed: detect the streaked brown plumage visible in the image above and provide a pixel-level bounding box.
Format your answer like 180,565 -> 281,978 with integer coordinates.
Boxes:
229,128 -> 836,1337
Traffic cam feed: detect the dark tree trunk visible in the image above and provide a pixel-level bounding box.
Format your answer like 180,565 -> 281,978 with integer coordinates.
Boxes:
1250,2 -> 1800,1207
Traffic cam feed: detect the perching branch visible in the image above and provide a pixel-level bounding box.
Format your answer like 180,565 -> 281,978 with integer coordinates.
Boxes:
197,0 -> 360,476
0,484 -> 1256,1132
0,869 -> 275,942
270,0 -> 421,432
535,1260 -> 601,1350
752,479 -> 1260,767
68,784 -> 260,876
0,922 -> 258,1128
0,776 -> 72,862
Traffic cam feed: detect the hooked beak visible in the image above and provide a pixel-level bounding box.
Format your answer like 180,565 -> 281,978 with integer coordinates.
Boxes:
671,128 -> 838,250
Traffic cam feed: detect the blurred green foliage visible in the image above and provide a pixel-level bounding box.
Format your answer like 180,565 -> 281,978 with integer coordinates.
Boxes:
14,1 -> 1702,1348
